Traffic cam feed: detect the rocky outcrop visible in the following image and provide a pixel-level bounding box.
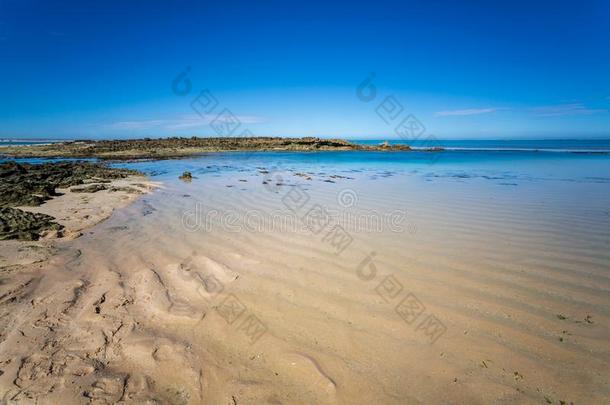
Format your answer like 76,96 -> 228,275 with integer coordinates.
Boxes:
0,207 -> 63,240
0,137 -> 419,160
0,161 -> 139,207
0,161 -> 141,240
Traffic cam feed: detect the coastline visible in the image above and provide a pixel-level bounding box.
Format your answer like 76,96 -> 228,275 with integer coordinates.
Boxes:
0,137 -> 427,160
0,176 -> 158,266
0,161 -> 159,268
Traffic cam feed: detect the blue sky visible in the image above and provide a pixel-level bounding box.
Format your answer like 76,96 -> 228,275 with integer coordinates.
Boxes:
1,0 -> 609,140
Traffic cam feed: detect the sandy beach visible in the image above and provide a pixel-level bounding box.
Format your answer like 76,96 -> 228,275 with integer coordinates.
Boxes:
1,155 -> 608,404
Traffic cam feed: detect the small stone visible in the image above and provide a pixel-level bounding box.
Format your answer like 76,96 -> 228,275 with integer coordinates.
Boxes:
179,171 -> 193,182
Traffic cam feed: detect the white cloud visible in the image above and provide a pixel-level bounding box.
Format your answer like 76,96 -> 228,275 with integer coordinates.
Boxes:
106,120 -> 170,130
530,103 -> 607,117
104,114 -> 265,132
435,108 -> 499,117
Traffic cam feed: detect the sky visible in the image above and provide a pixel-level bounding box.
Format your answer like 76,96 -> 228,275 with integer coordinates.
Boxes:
1,0 -> 609,140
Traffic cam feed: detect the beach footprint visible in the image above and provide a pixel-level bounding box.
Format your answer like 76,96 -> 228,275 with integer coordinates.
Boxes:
281,352 -> 337,400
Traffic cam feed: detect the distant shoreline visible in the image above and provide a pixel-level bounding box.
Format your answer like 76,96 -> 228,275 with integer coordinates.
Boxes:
0,136 -> 437,160
3,137 -> 610,160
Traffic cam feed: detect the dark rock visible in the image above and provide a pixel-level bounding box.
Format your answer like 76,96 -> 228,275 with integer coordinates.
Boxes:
179,171 -> 193,182
0,161 -> 139,207
108,186 -> 142,194
0,207 -> 63,241
71,184 -> 107,193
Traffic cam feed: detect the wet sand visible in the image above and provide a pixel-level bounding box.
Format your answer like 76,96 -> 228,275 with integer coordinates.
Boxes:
1,168 -> 609,404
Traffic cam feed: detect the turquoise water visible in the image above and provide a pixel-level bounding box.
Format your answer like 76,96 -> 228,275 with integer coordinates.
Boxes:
105,149 -> 610,188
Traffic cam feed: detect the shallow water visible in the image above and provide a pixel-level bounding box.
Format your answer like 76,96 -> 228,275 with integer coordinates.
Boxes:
105,145 -> 610,185
90,148 -> 610,402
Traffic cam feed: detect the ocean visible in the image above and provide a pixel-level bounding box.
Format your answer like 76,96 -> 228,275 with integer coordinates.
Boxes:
0,140 -> 60,146
355,138 -> 610,152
